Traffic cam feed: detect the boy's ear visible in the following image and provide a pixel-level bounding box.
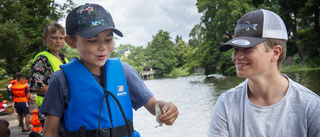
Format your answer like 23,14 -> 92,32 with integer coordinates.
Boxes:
42,36 -> 46,43
65,35 -> 76,49
271,45 -> 282,62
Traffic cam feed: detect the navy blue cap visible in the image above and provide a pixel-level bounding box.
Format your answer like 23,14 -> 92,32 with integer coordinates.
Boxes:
66,3 -> 123,38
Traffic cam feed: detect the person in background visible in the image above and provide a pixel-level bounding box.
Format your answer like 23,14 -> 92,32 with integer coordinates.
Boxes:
29,22 -> 69,126
207,9 -> 320,137
6,77 -> 16,116
6,77 -> 14,100
0,100 -> 12,114
10,74 -> 34,132
40,3 -> 179,137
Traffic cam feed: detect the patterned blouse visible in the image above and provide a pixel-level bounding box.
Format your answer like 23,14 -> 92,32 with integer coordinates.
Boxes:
29,50 -> 68,91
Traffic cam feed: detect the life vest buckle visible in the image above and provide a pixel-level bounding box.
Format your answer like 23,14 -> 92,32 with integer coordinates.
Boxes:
97,128 -> 110,137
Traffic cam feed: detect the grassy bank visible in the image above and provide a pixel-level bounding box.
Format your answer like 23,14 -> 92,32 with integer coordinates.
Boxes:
166,67 -> 190,78
281,64 -> 320,72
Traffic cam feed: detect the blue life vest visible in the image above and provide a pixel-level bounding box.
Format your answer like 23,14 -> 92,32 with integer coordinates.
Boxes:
61,58 -> 139,137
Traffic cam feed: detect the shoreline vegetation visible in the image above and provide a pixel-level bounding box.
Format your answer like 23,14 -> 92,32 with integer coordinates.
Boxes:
0,65 -> 319,101
281,65 -> 320,72
1,64 -> 320,88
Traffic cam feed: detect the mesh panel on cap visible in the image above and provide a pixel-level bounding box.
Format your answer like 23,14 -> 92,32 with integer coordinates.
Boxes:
261,9 -> 288,40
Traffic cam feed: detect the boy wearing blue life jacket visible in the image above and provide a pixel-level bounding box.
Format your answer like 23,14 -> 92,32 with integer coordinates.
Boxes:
39,3 -> 179,137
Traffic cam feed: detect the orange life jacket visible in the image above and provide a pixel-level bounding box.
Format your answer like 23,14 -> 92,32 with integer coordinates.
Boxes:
31,108 -> 42,133
9,79 -> 18,84
10,83 -> 28,102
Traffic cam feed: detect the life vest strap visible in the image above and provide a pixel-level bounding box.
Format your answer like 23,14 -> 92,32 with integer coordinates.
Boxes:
61,121 -> 134,137
33,125 -> 42,127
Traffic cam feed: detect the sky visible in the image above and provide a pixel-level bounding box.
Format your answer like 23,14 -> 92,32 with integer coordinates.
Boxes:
55,0 -> 202,47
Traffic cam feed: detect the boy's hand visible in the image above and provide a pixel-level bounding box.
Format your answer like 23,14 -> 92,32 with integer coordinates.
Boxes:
158,102 -> 179,126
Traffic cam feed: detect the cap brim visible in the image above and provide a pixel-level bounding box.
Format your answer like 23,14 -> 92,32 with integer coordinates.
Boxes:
76,25 -> 123,39
219,37 -> 267,52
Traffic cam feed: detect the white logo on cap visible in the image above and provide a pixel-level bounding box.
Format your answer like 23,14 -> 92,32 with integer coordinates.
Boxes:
231,39 -> 250,46
235,21 -> 257,31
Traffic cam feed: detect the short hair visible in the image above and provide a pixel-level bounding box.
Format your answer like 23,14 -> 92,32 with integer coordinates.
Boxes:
15,72 -> 23,78
43,22 -> 65,38
17,74 -> 27,81
263,38 -> 287,70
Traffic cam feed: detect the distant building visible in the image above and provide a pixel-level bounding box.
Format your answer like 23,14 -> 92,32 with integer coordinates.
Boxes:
118,48 -> 131,58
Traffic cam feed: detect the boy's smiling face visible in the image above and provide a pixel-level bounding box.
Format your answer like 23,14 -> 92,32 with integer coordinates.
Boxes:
67,29 -> 114,74
232,42 -> 274,79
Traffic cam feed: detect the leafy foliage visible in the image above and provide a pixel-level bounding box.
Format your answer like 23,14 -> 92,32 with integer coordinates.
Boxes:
145,30 -> 178,77
175,40 -> 192,67
193,0 -> 320,76
0,0 -> 76,76
121,46 -> 146,73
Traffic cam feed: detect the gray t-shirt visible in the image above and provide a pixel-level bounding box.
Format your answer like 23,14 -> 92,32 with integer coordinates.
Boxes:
207,75 -> 320,137
39,62 -> 153,118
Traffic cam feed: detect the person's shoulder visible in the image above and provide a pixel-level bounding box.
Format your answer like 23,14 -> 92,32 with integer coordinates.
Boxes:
121,62 -> 136,73
50,69 -> 67,83
35,54 -> 49,60
52,69 -> 65,78
289,78 -> 320,100
121,62 -> 131,69
32,54 -> 49,65
219,80 -> 246,100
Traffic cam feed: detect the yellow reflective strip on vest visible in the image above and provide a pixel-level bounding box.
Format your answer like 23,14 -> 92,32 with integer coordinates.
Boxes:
33,51 -> 69,72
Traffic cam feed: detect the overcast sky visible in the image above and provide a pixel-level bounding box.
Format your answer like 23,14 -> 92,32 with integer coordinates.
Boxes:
55,0 -> 202,47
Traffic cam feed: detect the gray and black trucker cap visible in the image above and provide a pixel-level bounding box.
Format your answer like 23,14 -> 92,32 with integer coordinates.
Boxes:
219,9 -> 288,52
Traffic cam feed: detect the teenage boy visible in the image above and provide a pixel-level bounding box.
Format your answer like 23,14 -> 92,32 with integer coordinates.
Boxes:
207,9 -> 320,137
40,3 -> 179,137
29,22 -> 69,126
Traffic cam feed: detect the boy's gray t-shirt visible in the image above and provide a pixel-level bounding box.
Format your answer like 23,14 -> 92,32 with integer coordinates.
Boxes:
207,76 -> 320,137
39,62 -> 153,118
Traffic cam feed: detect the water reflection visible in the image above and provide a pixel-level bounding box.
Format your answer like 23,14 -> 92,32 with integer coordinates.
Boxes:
133,75 -> 216,137
285,70 -> 320,94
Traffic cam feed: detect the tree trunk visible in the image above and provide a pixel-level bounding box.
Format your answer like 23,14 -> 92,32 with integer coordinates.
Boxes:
314,5 -> 319,48
284,12 -> 304,60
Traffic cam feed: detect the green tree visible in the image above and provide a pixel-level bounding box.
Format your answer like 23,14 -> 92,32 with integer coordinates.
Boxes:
175,40 -> 192,67
183,47 -> 202,73
117,44 -> 135,51
175,35 -> 182,44
0,0 -> 76,76
195,0 -> 254,75
189,24 -> 205,49
277,0 -> 320,62
0,20 -> 25,74
195,0 -> 320,76
145,30 -> 178,77
121,46 -> 146,73
110,50 -> 122,58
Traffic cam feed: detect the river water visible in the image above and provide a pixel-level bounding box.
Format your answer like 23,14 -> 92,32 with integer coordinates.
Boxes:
133,70 -> 320,137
